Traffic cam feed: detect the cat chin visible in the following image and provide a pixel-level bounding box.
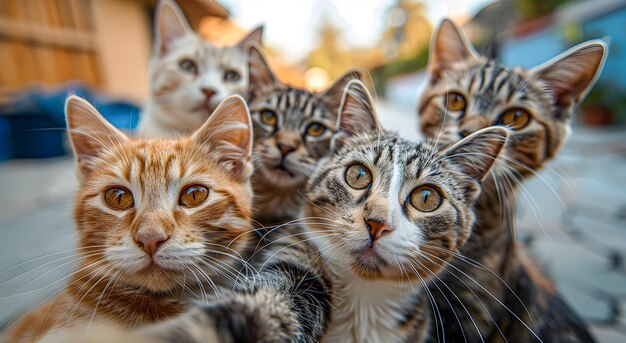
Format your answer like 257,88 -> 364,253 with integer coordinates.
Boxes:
258,165 -> 306,187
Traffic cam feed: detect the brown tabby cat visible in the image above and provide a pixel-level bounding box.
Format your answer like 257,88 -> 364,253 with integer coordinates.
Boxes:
246,43 -> 362,225
418,19 -> 606,342
2,95 -> 255,343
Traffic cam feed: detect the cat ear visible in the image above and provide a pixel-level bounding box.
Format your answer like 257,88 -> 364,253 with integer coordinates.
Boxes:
237,25 -> 264,49
440,126 -> 508,182
155,0 -> 193,55
247,43 -> 278,98
429,18 -> 478,83
321,68 -> 363,116
332,80 -> 381,151
530,40 -> 607,110
65,96 -> 129,178
192,95 -> 253,179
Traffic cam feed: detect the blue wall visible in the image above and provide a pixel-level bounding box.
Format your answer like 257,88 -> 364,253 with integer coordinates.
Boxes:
499,6 -> 626,90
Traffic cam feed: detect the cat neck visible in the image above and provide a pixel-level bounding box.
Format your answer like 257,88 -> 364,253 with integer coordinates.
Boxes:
323,258 -> 426,343
251,175 -> 307,225
67,261 -> 189,326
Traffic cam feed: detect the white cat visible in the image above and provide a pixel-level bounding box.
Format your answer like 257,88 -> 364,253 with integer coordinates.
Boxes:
138,0 -> 262,138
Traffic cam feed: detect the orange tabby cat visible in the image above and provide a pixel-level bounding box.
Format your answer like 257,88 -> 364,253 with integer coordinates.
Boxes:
2,95 -> 255,343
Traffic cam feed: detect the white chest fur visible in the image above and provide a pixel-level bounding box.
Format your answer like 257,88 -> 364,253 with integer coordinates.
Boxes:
323,264 -> 422,343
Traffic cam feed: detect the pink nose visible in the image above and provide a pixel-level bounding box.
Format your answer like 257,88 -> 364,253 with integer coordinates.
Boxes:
201,88 -> 216,99
366,219 -> 393,241
135,230 -> 169,257
277,143 -> 295,156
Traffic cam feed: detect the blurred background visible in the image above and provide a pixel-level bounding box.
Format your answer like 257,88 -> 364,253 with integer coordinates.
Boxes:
0,0 -> 625,341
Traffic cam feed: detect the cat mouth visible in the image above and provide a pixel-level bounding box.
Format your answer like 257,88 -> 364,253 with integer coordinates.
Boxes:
353,246 -> 387,268
272,164 -> 295,178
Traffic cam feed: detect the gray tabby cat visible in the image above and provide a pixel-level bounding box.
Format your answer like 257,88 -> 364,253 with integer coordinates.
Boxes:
138,0 -> 262,138
418,19 -> 606,342
246,44 -> 362,225
57,80 -> 510,343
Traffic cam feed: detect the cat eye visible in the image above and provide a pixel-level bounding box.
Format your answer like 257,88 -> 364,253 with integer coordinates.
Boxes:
410,185 -> 443,213
223,69 -> 241,82
179,59 -> 198,75
444,92 -> 466,112
104,187 -> 134,211
305,122 -> 326,137
345,163 -> 372,190
260,110 -> 277,126
497,108 -> 531,130
179,185 -> 209,208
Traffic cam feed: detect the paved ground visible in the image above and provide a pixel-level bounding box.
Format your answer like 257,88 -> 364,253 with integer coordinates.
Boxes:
0,101 -> 625,341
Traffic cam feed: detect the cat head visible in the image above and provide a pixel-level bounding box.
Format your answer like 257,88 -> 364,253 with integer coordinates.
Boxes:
148,0 -> 263,132
419,19 -> 606,175
67,95 -> 254,292
307,80 -> 508,281
247,44 -> 362,188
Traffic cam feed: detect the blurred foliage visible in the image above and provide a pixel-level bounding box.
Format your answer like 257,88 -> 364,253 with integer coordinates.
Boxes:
583,82 -> 626,124
306,0 -> 431,85
514,0 -> 581,21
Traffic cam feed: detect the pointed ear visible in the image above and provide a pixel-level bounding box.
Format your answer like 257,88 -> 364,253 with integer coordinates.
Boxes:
332,80 -> 380,151
440,127 -> 508,182
247,43 -> 278,98
530,40 -> 607,109
192,95 -> 253,179
65,96 -> 129,179
155,0 -> 193,55
321,68 -> 363,115
237,25 -> 264,49
429,18 -> 478,83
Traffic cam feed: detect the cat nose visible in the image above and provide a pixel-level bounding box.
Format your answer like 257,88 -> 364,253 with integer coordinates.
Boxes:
201,88 -> 216,99
365,218 -> 392,241
277,143 -> 295,156
135,229 -> 170,257
459,129 -> 472,138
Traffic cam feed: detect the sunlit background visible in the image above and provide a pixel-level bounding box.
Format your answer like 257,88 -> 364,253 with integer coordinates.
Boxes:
0,0 -> 625,341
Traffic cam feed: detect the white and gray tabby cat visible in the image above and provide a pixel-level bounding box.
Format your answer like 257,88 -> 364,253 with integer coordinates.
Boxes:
138,0 -> 262,138
56,80 -> 510,343
246,44 -> 362,225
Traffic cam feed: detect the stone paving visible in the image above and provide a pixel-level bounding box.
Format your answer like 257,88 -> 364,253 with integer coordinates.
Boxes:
0,101 -> 625,341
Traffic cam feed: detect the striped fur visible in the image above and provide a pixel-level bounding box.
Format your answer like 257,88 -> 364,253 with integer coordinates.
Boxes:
81,80 -> 511,343
138,0 -> 262,138
246,44 -> 362,225
1,96 -> 256,343
418,19 -> 606,342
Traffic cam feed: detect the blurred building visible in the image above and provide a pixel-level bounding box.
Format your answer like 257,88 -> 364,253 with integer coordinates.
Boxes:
0,0 -> 228,104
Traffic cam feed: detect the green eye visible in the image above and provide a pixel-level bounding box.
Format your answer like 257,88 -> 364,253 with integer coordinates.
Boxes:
409,185 -> 443,212
305,123 -> 326,137
224,69 -> 241,82
179,59 -> 198,75
260,110 -> 277,126
345,163 -> 372,190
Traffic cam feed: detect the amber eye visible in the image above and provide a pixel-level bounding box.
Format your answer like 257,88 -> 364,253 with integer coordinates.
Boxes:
497,108 -> 531,130
224,69 -> 241,82
179,185 -> 209,208
410,185 -> 443,212
345,163 -> 372,190
305,122 -> 326,137
179,59 -> 198,75
444,92 -> 466,112
260,110 -> 277,126
104,187 -> 134,210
